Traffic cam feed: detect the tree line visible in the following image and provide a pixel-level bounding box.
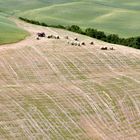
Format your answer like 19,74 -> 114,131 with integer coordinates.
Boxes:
19,17 -> 140,49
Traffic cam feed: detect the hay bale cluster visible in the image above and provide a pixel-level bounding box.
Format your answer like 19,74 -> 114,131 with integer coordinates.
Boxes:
47,35 -> 60,39
100,47 -> 114,50
36,32 -> 115,51
37,32 -> 45,37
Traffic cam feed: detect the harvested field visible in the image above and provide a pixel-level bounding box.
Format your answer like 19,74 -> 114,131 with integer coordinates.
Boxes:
0,20 -> 140,140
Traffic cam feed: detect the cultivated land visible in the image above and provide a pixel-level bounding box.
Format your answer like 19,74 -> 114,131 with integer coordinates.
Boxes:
0,0 -> 140,37
0,14 -> 28,45
0,19 -> 140,140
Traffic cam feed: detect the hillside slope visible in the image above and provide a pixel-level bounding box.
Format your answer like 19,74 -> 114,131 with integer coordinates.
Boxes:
0,20 -> 140,140
18,0 -> 140,37
0,0 -> 77,13
0,0 -> 139,37
0,14 -> 28,45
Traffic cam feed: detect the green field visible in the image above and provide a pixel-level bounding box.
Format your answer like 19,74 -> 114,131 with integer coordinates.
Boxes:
0,14 -> 28,45
0,0 -> 140,38
17,0 -> 140,37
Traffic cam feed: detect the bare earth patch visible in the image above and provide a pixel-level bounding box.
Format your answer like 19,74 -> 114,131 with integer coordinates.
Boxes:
0,19 -> 140,140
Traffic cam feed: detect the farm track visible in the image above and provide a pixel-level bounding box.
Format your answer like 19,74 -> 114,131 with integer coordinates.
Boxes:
0,19 -> 140,140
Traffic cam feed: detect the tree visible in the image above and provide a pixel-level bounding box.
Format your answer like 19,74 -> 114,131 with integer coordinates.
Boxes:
135,37 -> 140,49
106,34 -> 119,44
67,25 -> 83,33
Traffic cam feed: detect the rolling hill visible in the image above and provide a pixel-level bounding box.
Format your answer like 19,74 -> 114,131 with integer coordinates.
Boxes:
0,1 -> 140,140
0,20 -> 140,140
0,0 -> 140,37
13,0 -> 140,37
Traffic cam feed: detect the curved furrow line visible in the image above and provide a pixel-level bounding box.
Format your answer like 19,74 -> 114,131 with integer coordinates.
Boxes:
99,78 -> 140,138
50,54 -> 76,80
60,84 -> 110,140
30,46 -> 67,81
2,92 -> 51,139
32,85 -> 84,140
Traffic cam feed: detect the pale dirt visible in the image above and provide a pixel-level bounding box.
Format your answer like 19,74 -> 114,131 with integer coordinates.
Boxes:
0,19 -> 140,140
